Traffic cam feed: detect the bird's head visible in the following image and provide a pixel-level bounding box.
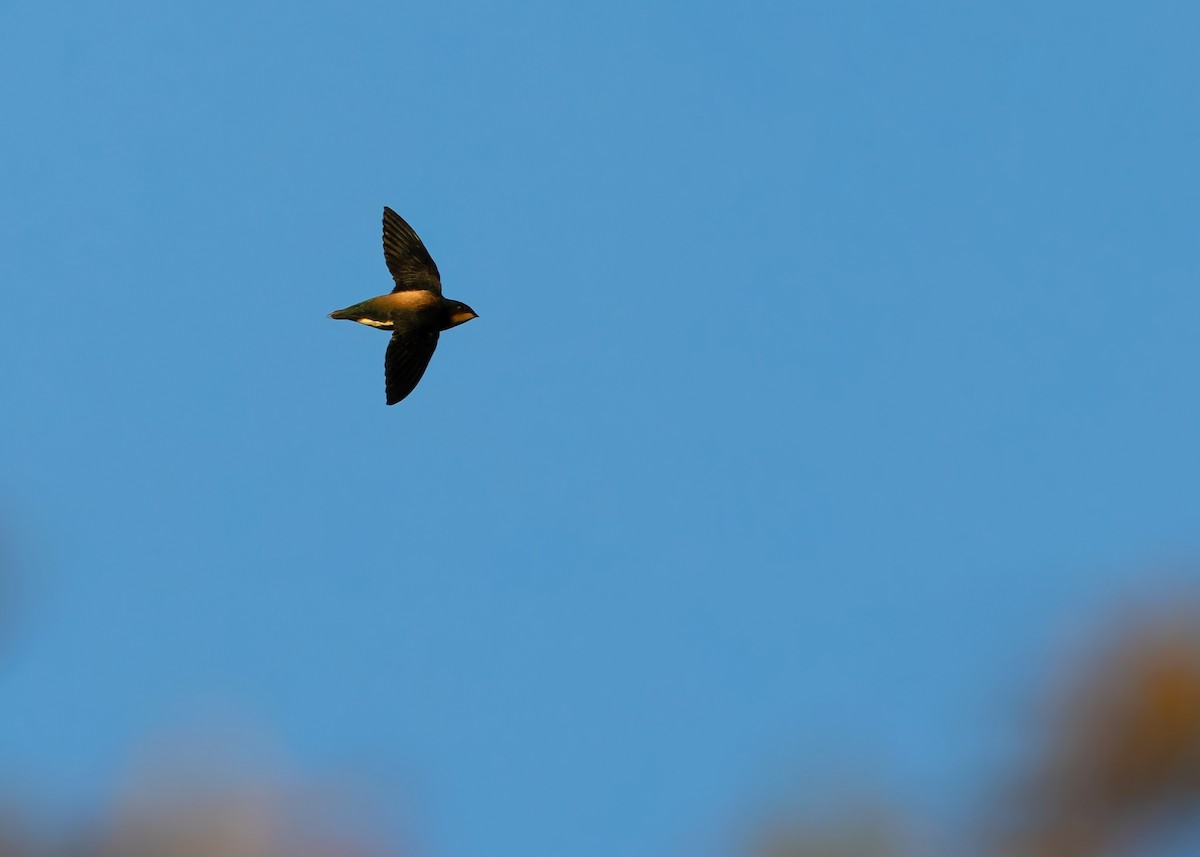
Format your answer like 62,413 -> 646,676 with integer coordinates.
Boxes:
446,301 -> 479,328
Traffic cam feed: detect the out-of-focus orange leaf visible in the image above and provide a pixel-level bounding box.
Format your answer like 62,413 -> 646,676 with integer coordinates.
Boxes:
997,605 -> 1200,856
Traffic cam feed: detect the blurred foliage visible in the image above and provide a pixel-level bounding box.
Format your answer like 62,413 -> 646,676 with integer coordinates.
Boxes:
3,537 -> 1200,857
79,784 -> 388,857
0,767 -> 400,857
994,607 -> 1200,857
763,602 -> 1200,857
754,803 -> 909,857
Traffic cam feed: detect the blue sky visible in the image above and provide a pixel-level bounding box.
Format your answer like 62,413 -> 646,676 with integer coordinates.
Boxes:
2,0 -> 1200,854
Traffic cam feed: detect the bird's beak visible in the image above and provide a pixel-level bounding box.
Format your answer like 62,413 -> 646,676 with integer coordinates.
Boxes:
450,310 -> 479,326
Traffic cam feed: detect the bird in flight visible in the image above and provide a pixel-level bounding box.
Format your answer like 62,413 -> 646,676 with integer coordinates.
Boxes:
330,207 -> 477,405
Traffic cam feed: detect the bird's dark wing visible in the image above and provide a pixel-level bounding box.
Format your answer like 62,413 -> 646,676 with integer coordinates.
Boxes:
384,328 -> 440,405
383,207 -> 442,295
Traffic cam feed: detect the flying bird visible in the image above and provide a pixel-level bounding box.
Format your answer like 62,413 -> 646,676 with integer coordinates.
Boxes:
330,207 -> 477,405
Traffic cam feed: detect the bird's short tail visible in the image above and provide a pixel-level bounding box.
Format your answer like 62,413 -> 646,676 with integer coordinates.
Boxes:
329,307 -> 357,320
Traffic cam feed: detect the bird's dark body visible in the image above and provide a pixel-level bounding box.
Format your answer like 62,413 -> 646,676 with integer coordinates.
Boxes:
329,207 -> 477,405
330,290 -> 444,331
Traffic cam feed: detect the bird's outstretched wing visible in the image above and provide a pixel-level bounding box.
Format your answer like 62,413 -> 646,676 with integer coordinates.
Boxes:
384,328 -> 440,405
383,207 -> 442,295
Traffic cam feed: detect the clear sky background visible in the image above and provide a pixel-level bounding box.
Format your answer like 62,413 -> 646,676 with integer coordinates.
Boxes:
2,0 -> 1200,855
